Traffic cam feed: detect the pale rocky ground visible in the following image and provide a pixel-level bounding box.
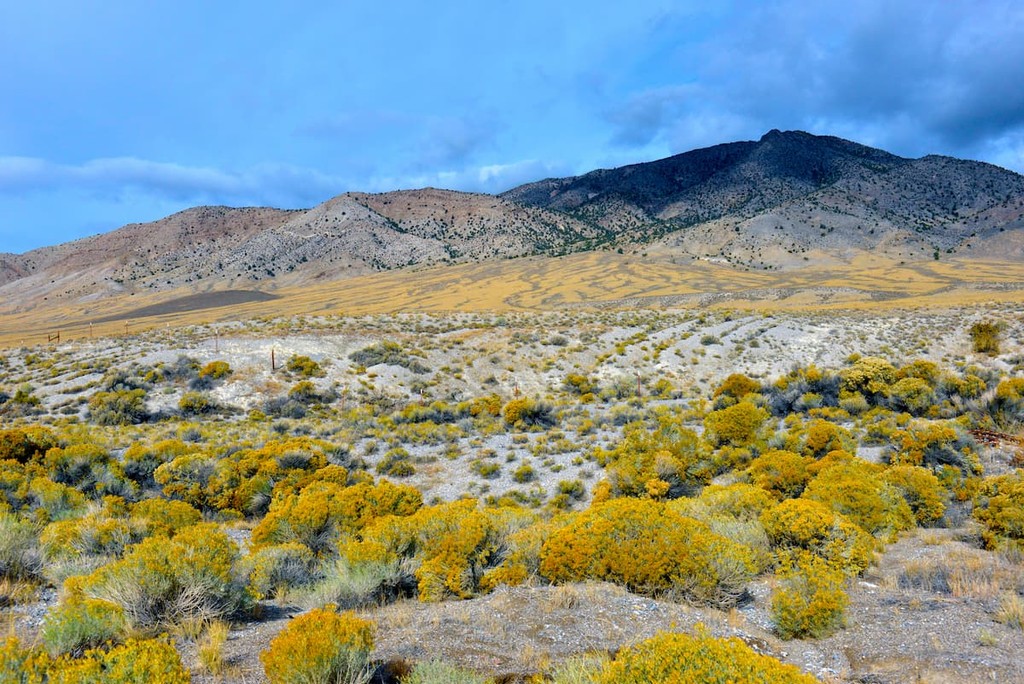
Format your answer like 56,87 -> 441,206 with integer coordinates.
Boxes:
3,305 -> 1024,683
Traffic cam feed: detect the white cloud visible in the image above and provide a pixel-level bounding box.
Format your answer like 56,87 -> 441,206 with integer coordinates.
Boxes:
0,156 -> 351,207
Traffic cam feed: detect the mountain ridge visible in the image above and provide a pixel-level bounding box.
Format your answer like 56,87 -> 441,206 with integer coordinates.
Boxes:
3,130 -> 1024,312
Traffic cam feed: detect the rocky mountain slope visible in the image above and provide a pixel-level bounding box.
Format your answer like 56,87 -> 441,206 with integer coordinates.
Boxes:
3,130 -> 1024,311
0,190 -> 600,311
504,129 -> 1024,267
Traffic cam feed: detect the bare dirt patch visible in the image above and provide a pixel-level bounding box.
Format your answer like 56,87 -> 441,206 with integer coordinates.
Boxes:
90,290 -> 279,323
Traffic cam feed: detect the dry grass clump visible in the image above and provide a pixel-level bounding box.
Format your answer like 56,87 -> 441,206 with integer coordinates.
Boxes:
892,546 -> 1022,599
198,620 -> 231,675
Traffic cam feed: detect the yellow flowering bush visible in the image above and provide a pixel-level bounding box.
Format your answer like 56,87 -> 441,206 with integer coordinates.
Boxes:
199,360 -> 232,379
594,628 -> 819,683
802,460 -> 914,538
363,499 -> 499,602
252,480 -> 422,556
882,465 -> 947,526
596,415 -> 713,498
973,472 -> 1024,552
1,636 -> 190,684
41,514 -> 139,560
761,498 -> 874,575
153,453 -> 217,510
202,437 -> 342,516
122,439 -> 192,489
887,422 -> 979,475
0,635 -> 51,683
703,400 -> 771,448
0,426 -> 57,463
129,498 -> 202,537
260,607 -> 374,684
712,373 -> 762,406
840,356 -> 897,401
799,419 -> 856,458
26,476 -> 88,521
51,637 -> 190,684
746,449 -> 811,499
540,498 -> 756,607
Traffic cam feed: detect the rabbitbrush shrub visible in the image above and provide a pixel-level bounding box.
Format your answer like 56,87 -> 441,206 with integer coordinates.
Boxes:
802,460 -> 914,538
1,635 -> 190,684
81,522 -> 248,629
52,637 -> 190,684
771,551 -> 848,639
261,606 -> 374,684
41,594 -> 127,657
761,498 -> 874,575
0,511 -> 42,580
594,628 -> 818,683
540,498 -> 756,607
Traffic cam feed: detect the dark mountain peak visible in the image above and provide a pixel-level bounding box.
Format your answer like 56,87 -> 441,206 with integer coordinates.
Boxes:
501,130 -> 1024,257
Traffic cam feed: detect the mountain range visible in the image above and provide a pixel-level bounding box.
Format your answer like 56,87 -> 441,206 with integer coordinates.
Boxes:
3,129 -> 1024,313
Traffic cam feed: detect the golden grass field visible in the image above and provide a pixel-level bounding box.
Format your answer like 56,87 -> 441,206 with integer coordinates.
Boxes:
3,250 -> 1023,348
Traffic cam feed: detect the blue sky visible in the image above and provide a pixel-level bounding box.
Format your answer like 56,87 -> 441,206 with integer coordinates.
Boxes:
2,1 -> 1024,253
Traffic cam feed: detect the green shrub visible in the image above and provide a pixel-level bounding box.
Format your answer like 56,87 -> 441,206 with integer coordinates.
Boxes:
349,341 -> 428,374
243,542 -> 319,600
82,522 -> 248,628
513,464 -> 536,483
286,354 -> 326,378
178,391 -> 215,416
0,512 -> 41,580
594,628 -> 818,683
288,380 -> 324,405
260,606 -> 374,684
376,448 -> 416,477
44,444 -> 133,500
42,595 -> 126,657
403,660 -> 486,684
771,551 -> 848,639
87,389 -> 149,425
